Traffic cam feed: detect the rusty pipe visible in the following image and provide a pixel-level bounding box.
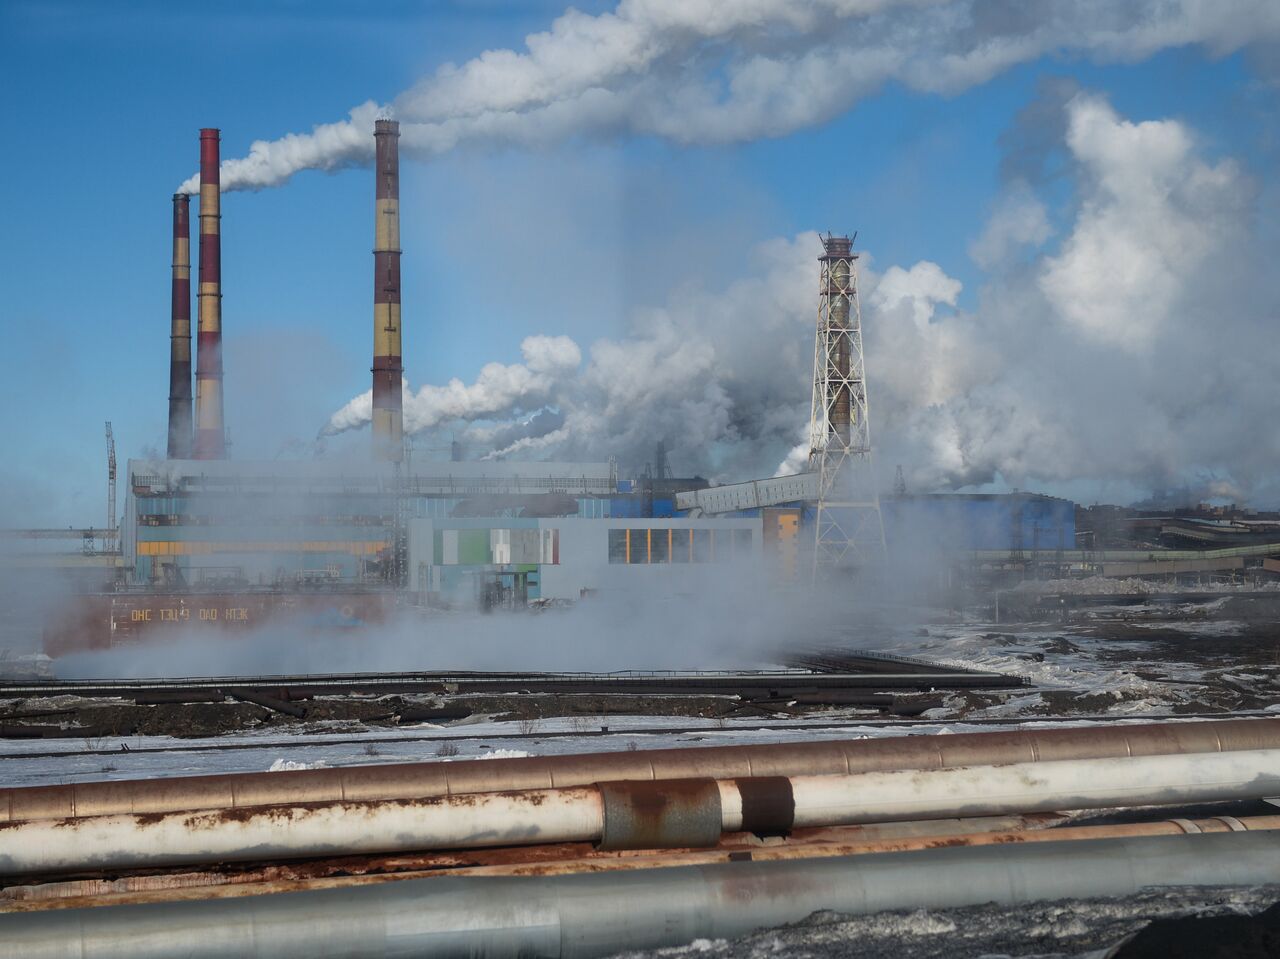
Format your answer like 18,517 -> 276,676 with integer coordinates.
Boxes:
1,832 -> 1277,958
6,815 -> 1276,911
5,718 -> 1278,824
4,750 -> 1280,877
0,815 -> 1061,908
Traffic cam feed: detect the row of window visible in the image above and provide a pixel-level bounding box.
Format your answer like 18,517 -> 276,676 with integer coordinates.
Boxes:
607,528 -> 753,564
137,514 -> 394,527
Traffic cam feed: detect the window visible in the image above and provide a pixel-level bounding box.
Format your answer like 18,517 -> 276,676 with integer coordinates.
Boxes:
608,529 -> 628,564
609,527 -> 752,564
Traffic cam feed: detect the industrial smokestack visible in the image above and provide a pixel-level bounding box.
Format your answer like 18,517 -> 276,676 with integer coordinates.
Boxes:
166,194 -> 193,460
194,128 -> 226,460
822,234 -> 854,446
372,119 -> 403,462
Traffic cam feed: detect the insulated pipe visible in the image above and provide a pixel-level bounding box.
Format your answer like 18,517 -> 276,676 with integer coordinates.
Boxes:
4,750 -> 1280,876
193,128 -> 225,460
0,815 -> 1062,907
0,832 -> 1277,959
5,717 -> 1277,824
371,118 -> 402,462
0,787 -> 603,877
5,816 -> 1276,911
166,194 -> 192,460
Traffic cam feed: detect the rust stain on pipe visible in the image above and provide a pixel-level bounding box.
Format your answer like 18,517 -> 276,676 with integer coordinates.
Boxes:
6,816 -> 1279,914
5,718 -> 1278,824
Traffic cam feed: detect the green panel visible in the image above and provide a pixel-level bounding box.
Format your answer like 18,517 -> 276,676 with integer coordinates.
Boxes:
458,529 -> 491,565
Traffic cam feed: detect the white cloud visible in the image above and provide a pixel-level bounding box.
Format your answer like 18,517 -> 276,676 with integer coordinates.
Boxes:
1039,93 -> 1253,350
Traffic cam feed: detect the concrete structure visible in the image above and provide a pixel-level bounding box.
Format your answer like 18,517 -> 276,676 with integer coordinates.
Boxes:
371,119 -> 403,461
167,194 -> 192,460
407,516 -> 763,604
193,128 -> 225,460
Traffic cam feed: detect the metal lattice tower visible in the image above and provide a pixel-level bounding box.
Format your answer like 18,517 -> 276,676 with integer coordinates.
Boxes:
808,233 -> 885,574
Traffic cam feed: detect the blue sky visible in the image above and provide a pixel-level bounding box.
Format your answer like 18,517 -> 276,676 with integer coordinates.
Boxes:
1,0 -> 1277,525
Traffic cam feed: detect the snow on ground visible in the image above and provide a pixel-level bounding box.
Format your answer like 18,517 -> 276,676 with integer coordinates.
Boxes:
4,614 -> 1269,788
609,885 -> 1280,959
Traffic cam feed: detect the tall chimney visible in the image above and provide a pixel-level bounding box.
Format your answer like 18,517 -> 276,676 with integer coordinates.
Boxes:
166,193 -> 193,460
194,128 -> 226,459
822,234 -> 854,446
372,119 -> 403,462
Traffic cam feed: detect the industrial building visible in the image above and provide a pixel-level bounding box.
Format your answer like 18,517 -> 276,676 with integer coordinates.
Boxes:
29,114 -> 1121,662
406,516 -> 763,606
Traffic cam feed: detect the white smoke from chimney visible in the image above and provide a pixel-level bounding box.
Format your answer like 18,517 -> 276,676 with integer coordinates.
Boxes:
320,92 -> 1280,504
322,335 -> 580,437
183,0 -> 1280,193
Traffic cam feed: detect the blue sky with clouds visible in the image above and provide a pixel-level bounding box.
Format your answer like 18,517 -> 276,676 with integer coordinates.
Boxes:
2,0 -> 1278,526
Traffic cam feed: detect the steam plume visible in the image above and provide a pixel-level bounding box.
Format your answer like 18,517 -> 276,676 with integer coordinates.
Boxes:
321,92 -> 1280,505
179,0 -> 1280,193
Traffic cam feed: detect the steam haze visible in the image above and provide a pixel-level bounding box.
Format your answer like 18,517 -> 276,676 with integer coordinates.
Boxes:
166,0 -> 1280,503
317,89 -> 1280,504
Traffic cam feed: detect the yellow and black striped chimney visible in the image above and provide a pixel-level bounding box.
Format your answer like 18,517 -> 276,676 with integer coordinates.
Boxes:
166,193 -> 193,460
372,119 -> 403,462
193,128 -> 226,459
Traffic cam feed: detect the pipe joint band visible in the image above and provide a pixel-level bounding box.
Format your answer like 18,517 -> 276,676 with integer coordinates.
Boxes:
597,778 -> 722,851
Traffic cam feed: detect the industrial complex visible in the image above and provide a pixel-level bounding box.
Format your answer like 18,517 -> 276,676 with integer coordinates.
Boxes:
4,113 -> 1280,959
14,115 -> 1270,659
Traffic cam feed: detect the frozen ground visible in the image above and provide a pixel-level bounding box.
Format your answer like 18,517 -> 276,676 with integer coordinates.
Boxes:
5,599 -> 1279,786
610,885 -> 1280,959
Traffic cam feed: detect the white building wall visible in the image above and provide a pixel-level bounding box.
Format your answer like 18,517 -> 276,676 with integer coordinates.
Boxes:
536,518 -> 762,601
406,516 -> 764,602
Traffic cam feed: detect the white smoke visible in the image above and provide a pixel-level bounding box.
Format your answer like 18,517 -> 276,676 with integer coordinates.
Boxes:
323,91 -> 1280,504
183,0 -> 1280,193
874,91 -> 1278,499
322,335 -> 580,437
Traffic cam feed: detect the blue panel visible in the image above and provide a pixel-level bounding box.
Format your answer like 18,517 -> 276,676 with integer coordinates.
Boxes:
616,480 -> 634,493
882,494 -> 1077,552
609,497 -> 645,518
651,498 -> 676,518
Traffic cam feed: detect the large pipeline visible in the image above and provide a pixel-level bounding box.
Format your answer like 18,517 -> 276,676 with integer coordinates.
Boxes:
5,815 -> 1276,909
166,193 -> 192,460
4,750 -> 1280,876
5,717 -> 1277,824
0,831 -> 1276,958
193,127 -> 225,460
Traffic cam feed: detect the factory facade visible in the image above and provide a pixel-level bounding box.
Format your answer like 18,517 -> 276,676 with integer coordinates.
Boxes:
406,516 -> 764,606
120,122 -> 1078,604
